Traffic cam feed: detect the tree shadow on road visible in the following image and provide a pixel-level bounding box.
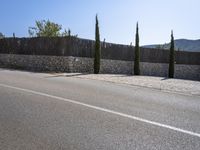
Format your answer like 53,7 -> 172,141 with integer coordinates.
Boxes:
44,73 -> 90,78
161,77 -> 169,81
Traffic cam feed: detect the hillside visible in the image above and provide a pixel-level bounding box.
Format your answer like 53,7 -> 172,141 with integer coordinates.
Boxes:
143,39 -> 200,52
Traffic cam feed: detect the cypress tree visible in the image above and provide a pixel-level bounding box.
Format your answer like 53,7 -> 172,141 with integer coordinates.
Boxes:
94,14 -> 101,74
168,31 -> 175,78
134,22 -> 140,75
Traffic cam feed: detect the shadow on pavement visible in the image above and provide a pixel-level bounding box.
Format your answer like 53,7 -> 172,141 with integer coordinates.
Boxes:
45,73 -> 90,78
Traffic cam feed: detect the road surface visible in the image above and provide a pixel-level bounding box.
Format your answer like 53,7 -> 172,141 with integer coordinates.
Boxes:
0,69 -> 200,150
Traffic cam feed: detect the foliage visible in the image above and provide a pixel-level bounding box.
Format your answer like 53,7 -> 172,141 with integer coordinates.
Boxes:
134,22 -> 140,75
28,20 -> 77,38
168,31 -> 175,78
94,15 -> 101,74
28,20 -> 62,37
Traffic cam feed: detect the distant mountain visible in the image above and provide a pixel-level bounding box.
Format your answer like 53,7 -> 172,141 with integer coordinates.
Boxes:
143,39 -> 200,52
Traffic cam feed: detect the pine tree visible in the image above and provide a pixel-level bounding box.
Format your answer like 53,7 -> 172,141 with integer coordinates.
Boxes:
134,22 -> 140,75
168,31 -> 175,78
94,15 -> 101,74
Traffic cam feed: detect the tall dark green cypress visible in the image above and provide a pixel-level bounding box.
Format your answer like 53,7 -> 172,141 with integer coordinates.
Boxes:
94,15 -> 101,74
168,31 -> 175,78
134,22 -> 140,75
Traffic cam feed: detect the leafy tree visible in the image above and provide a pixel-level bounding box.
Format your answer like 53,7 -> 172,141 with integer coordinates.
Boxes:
94,15 -> 101,74
168,31 -> 175,78
0,32 -> 5,39
134,22 -> 140,75
28,20 -> 62,37
28,20 -> 77,38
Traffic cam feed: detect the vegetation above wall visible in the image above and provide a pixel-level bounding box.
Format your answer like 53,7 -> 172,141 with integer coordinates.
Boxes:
28,20 -> 78,38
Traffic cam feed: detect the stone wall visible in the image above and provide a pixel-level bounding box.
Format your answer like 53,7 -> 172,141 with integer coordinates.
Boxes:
0,54 -> 72,72
0,54 -> 199,81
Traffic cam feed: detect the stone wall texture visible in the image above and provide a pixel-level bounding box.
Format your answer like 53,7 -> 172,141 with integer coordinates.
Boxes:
0,54 -> 199,81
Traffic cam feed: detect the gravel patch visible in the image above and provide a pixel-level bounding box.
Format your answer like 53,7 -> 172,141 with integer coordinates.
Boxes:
53,73 -> 200,96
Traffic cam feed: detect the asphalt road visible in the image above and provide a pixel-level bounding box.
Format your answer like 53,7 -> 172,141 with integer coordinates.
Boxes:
0,69 -> 200,150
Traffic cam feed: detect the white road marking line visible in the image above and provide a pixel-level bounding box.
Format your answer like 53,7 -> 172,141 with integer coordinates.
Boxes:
0,83 -> 200,138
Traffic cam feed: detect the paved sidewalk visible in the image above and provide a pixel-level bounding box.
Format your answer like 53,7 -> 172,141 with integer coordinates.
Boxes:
57,73 -> 200,96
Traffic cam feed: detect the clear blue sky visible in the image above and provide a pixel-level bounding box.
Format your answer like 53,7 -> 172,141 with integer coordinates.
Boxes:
0,0 -> 199,45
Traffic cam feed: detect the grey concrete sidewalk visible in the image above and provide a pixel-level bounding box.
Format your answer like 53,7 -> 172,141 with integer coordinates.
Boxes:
55,73 -> 200,96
